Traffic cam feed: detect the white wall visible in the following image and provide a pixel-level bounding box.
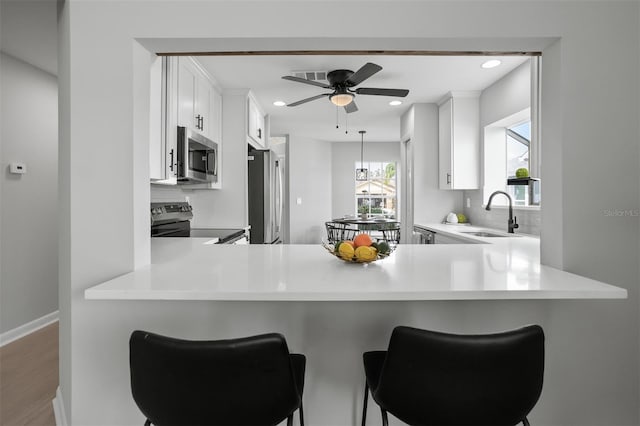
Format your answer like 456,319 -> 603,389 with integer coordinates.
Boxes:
403,103 -> 463,224
288,135 -> 332,244
58,1 -> 639,424
0,53 -> 59,333
331,142 -> 400,219
463,60 -> 541,235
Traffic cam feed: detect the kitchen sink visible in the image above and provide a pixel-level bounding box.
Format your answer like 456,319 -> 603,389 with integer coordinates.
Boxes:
461,231 -> 510,237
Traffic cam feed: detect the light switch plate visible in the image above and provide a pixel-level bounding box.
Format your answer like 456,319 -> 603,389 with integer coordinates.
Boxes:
9,162 -> 26,174
296,197 -> 302,205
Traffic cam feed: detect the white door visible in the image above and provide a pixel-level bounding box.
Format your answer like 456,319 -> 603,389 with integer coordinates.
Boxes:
400,138 -> 413,244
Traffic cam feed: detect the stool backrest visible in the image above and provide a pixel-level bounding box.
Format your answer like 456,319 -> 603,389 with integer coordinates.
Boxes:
375,325 -> 544,426
130,330 -> 301,426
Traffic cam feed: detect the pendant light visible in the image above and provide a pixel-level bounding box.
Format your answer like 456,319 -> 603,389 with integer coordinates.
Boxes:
356,130 -> 368,181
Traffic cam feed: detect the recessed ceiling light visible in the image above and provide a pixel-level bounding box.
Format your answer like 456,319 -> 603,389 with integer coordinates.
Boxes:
389,100 -> 402,106
273,101 -> 286,107
481,59 -> 502,69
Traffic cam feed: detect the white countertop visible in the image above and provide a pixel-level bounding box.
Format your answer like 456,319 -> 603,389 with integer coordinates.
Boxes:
85,227 -> 627,301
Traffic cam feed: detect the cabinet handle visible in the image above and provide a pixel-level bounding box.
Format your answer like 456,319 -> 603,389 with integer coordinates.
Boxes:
258,128 -> 262,139
446,173 -> 451,184
200,117 -> 204,132
169,149 -> 175,172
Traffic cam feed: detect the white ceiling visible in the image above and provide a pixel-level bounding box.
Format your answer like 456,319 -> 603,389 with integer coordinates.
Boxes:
196,55 -> 529,143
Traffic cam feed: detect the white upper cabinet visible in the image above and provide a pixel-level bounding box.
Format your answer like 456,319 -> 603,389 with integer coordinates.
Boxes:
177,58 -> 221,142
438,92 -> 480,190
150,56 -> 222,184
247,93 -> 266,148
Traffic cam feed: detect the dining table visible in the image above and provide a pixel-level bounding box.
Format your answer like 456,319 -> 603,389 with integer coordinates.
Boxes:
330,216 -> 400,231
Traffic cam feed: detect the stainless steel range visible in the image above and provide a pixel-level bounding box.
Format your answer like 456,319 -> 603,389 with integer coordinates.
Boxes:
150,202 -> 248,244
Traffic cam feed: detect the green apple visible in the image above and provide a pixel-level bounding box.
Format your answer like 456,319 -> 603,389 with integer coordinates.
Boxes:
456,213 -> 467,223
515,168 -> 529,178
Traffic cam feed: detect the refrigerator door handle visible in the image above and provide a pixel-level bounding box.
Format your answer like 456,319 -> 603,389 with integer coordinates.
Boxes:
275,160 -> 282,233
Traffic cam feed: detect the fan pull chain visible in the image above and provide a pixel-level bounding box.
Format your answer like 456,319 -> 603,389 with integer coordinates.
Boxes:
345,111 -> 349,134
336,106 -> 339,129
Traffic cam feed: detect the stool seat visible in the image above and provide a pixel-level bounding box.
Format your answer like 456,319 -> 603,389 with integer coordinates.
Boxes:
362,325 -> 544,426
130,330 -> 305,426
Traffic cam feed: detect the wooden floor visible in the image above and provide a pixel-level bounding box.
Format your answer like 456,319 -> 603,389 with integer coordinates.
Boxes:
0,322 -> 58,426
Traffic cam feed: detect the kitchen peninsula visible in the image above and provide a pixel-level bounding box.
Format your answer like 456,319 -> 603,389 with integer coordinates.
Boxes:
83,234 -> 627,425
86,232 -> 626,301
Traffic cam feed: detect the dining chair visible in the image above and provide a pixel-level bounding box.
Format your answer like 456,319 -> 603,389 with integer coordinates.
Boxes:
362,325 -> 544,426
130,330 -> 305,426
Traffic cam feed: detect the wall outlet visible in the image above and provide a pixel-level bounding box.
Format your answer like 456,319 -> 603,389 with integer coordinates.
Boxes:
296,197 -> 302,205
466,197 -> 471,208
9,162 -> 26,174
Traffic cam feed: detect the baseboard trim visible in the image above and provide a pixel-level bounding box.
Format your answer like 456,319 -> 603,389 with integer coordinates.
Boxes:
52,386 -> 68,426
0,310 -> 59,347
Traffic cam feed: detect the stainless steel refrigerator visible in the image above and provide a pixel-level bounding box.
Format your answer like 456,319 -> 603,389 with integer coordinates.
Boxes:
248,149 -> 283,244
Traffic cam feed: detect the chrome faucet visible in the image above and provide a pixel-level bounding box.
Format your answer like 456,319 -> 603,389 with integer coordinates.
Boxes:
485,190 -> 519,234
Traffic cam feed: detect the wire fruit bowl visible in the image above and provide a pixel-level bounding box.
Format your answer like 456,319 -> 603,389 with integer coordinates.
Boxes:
321,242 -> 394,264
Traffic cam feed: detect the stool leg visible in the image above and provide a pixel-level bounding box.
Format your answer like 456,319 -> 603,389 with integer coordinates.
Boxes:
522,418 -> 530,426
381,408 -> 388,426
299,401 -> 305,426
287,414 -> 293,426
361,382 -> 369,426
144,420 -> 151,426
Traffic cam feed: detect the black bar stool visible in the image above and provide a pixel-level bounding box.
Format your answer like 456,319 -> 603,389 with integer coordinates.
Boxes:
130,330 -> 305,426
362,325 -> 544,426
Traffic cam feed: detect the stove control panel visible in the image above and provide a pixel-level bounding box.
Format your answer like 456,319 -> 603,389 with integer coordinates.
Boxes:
150,202 -> 193,225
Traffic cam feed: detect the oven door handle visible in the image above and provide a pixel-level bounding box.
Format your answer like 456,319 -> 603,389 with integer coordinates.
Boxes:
152,228 -> 184,237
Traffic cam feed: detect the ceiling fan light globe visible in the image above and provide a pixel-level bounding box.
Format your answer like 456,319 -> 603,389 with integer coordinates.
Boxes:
330,93 -> 354,107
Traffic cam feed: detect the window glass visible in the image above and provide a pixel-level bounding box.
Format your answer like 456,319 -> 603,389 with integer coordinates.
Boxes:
355,161 -> 397,218
506,121 -> 531,206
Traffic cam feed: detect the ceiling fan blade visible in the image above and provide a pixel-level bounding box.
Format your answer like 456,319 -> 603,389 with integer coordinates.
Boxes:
346,63 -> 382,86
282,75 -> 331,89
287,93 -> 330,107
355,87 -> 410,97
344,101 -> 358,114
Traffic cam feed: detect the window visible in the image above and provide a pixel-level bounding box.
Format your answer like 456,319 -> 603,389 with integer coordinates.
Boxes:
483,109 -> 540,208
506,121 -> 531,206
355,162 -> 397,218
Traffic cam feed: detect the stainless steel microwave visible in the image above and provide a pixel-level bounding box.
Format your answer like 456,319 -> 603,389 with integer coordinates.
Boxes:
177,126 -> 218,184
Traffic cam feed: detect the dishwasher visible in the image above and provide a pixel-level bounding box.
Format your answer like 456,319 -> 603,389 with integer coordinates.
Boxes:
412,225 -> 435,244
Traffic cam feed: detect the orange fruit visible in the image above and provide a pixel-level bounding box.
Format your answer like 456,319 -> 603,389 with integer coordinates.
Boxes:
353,233 -> 372,248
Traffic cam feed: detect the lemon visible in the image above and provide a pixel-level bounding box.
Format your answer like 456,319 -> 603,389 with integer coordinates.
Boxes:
456,213 -> 467,223
355,246 -> 377,262
338,243 -> 355,260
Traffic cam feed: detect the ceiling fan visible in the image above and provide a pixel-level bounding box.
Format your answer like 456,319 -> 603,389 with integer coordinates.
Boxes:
282,62 -> 409,113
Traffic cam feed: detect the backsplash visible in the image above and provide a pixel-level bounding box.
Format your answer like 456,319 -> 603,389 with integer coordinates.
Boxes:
462,190 -> 541,236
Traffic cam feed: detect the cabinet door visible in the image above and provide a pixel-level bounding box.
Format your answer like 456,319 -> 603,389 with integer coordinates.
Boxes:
211,88 -> 222,144
451,97 -> 479,189
149,56 -> 164,180
438,98 -> 453,189
247,96 -> 265,147
438,96 -> 479,190
195,73 -> 211,137
177,59 -> 196,130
